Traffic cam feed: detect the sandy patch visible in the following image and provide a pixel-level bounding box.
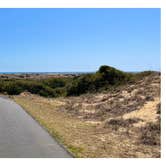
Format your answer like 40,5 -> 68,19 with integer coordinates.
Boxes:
123,97 -> 160,127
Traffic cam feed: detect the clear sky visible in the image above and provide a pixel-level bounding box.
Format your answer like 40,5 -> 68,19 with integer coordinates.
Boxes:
0,8 -> 160,72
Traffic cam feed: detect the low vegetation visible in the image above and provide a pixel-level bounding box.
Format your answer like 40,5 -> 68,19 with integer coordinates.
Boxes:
139,121 -> 160,146
0,65 -> 158,97
12,68 -> 160,157
0,65 -> 160,157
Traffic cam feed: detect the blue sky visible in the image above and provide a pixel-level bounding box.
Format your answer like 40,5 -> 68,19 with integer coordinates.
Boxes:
0,8 -> 160,72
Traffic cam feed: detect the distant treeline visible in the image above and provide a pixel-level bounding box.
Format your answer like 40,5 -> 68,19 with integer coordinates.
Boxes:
0,65 -> 156,97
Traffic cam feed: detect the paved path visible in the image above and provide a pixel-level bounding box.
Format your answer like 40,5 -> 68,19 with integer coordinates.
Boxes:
0,97 -> 72,158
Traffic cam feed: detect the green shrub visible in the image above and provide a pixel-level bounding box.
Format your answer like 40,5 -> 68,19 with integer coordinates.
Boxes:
42,78 -> 67,88
66,65 -> 133,96
3,82 -> 24,95
0,65 -> 157,97
98,65 -> 130,85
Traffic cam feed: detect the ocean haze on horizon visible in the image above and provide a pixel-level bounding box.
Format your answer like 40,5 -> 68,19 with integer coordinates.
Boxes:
0,69 -> 160,75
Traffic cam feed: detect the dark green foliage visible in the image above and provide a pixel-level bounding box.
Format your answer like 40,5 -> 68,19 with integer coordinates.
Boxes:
1,81 -> 24,95
66,65 -> 134,96
98,65 -> 131,85
133,71 -> 156,81
0,79 -> 56,97
0,65 -> 156,97
66,74 -> 104,96
42,78 -> 67,88
54,87 -> 67,97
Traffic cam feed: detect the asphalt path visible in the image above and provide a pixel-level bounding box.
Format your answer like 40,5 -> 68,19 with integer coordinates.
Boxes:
0,96 -> 72,158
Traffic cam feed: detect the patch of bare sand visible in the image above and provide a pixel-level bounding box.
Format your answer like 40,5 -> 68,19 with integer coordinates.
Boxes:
123,97 -> 160,127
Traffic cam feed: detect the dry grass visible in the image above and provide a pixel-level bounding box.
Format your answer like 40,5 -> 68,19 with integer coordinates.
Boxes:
13,73 -> 160,158
14,94 -> 160,158
139,121 -> 160,146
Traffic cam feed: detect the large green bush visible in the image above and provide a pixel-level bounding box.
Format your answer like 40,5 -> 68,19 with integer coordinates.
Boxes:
98,65 -> 131,84
66,65 -> 133,96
